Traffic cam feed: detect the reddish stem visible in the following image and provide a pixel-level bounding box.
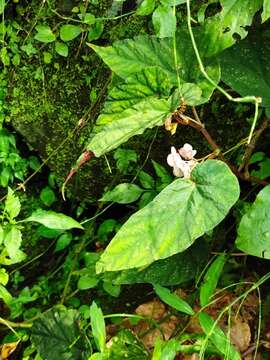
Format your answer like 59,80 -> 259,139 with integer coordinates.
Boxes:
62,150 -> 94,200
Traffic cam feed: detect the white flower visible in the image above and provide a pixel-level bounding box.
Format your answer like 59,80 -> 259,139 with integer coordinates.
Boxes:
167,147 -> 183,177
167,145 -> 197,179
179,143 -> 197,160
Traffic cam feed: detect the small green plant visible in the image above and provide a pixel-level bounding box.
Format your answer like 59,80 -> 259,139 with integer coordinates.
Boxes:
0,129 -> 35,187
0,188 -> 83,312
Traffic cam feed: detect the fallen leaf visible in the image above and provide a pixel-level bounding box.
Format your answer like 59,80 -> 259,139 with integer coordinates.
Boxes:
230,317 -> 251,352
135,300 -> 166,320
0,342 -> 18,359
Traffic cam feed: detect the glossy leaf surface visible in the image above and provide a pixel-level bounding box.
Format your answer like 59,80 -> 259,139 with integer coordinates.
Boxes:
236,185 -> 270,258
55,42 -> 69,57
96,160 -> 239,273
106,239 -> 208,286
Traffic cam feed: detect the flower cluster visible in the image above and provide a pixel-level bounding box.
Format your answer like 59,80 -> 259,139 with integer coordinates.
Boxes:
167,144 -> 197,178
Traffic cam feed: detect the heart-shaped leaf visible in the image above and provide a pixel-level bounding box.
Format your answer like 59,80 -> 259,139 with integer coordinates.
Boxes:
96,160 -> 239,273
60,25 -> 82,41
236,185 -> 270,258
34,25 -> 56,43
55,42 -> 69,57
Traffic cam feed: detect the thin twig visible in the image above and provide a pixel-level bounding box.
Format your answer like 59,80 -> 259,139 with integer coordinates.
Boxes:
176,114 -> 269,186
192,106 -> 202,125
238,118 -> 269,174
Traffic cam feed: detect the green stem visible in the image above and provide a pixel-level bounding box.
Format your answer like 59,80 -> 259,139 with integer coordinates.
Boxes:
247,100 -> 259,144
0,317 -> 32,333
172,2 -> 182,97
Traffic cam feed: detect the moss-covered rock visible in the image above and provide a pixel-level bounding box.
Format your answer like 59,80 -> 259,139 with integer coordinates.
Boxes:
7,0 -> 150,202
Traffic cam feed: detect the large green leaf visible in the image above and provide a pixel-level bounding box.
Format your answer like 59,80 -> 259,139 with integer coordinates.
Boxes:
88,97 -> 170,157
23,209 -> 83,230
96,160 -> 239,273
86,68 -> 172,157
90,28 -> 220,104
236,185 -> 270,258
98,67 -> 171,123
200,0 -> 263,56
220,32 -> 270,116
86,30 -> 219,157
31,308 -> 90,360
105,239 -> 208,286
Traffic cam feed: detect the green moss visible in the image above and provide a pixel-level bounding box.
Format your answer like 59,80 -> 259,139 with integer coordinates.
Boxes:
108,15 -> 149,41
9,46 -> 111,198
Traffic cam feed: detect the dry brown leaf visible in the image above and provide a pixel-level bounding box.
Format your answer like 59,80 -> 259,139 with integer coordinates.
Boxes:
0,342 -> 18,359
181,354 -> 199,360
135,300 -> 166,321
135,317 -> 178,348
230,317 -> 251,352
165,116 -> 178,135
